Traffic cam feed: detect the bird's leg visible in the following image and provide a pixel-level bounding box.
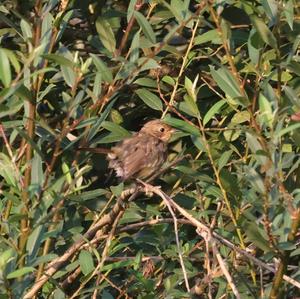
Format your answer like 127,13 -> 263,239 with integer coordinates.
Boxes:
136,179 -> 161,197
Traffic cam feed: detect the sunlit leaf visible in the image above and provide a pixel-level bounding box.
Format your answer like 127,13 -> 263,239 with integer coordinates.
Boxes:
135,88 -> 163,111
203,100 -> 226,126
251,15 -> 277,49
90,53 -> 113,83
96,17 -> 116,53
0,48 -> 11,87
79,250 -> 94,275
7,267 -> 35,279
134,11 -> 156,44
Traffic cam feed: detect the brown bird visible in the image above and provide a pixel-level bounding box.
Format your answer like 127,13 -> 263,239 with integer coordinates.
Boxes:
80,119 -> 175,181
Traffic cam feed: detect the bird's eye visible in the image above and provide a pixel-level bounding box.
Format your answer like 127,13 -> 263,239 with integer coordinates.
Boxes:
160,127 -> 165,132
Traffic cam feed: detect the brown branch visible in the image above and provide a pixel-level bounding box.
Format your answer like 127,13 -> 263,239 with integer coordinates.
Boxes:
18,0 -> 43,267
138,183 -> 300,290
270,208 -> 300,298
23,189 -> 140,298
116,0 -> 143,56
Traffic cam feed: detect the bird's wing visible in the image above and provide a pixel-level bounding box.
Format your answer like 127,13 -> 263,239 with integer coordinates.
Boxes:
121,135 -> 156,180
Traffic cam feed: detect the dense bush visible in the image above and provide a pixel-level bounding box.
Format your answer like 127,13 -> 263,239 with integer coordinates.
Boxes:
0,0 -> 299,298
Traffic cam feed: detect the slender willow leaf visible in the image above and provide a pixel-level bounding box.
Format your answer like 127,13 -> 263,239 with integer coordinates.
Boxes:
251,15 -> 277,49
96,17 -> 116,53
87,97 -> 117,141
7,267 -> 35,279
90,53 -> 113,83
79,250 -> 95,275
0,48 -> 11,87
203,100 -> 226,126
134,11 -> 156,44
135,88 -> 163,111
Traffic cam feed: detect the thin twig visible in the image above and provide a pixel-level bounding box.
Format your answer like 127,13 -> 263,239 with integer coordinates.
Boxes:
71,210 -> 124,298
23,189 -> 140,298
138,183 -> 300,290
137,180 -> 191,293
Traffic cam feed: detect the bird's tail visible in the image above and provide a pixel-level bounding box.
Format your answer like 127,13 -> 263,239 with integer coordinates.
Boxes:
78,147 -> 112,154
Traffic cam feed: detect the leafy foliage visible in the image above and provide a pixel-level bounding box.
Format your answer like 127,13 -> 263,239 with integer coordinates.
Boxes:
0,0 -> 299,298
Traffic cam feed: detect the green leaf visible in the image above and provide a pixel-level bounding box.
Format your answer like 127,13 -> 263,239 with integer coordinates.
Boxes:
79,250 -> 95,275
224,128 -> 241,142
184,76 -> 196,101
96,17 -> 116,53
135,88 -> 163,111
130,32 -> 140,62
191,135 -> 205,151
262,0 -> 278,22
138,57 -> 160,72
62,162 -> 72,184
251,15 -> 277,49
231,111 -> 250,124
15,84 -> 33,102
284,86 -> 300,108
0,153 -> 19,187
68,188 -> 109,202
182,95 -> 199,117
168,0 -> 190,22
287,61 -> 300,76
0,48 -> 11,87
244,222 -> 272,252
127,0 -> 138,22
5,49 -> 20,73
248,29 -> 262,65
90,53 -> 113,83
218,150 -> 233,171
203,100 -> 226,126
110,183 -> 124,197
7,267 -> 35,279
276,123 -> 300,138
134,77 -> 157,88
134,11 -> 156,44
210,66 -> 246,104
31,152 -> 44,186
246,132 -> 268,166
102,259 -> 134,271
194,29 -> 221,45
61,67 -> 76,88
15,127 -> 44,159
284,0 -> 294,30
27,225 -> 45,257
20,19 -> 32,39
102,121 -> 131,137
0,249 -> 15,269
92,71 -> 102,99
42,54 -> 74,67
87,97 -> 117,142
95,132 -> 126,144
32,254 -> 58,267
164,116 -> 200,136
258,93 -> 273,128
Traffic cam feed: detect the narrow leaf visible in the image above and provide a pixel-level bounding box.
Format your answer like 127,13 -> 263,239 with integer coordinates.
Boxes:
134,11 -> 156,44
210,66 -> 244,101
0,48 -> 11,87
203,100 -> 226,126
96,17 -> 116,53
79,250 -> 94,275
251,15 -> 277,49
7,267 -> 35,279
135,89 -> 163,111
90,53 -> 113,83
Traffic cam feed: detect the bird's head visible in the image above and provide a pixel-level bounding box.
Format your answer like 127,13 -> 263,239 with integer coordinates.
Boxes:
140,119 -> 175,142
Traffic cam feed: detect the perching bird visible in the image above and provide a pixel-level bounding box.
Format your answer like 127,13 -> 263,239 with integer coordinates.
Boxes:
80,119 -> 175,181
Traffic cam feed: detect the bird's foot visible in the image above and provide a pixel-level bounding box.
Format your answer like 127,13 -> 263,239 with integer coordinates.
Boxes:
136,179 -> 161,197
